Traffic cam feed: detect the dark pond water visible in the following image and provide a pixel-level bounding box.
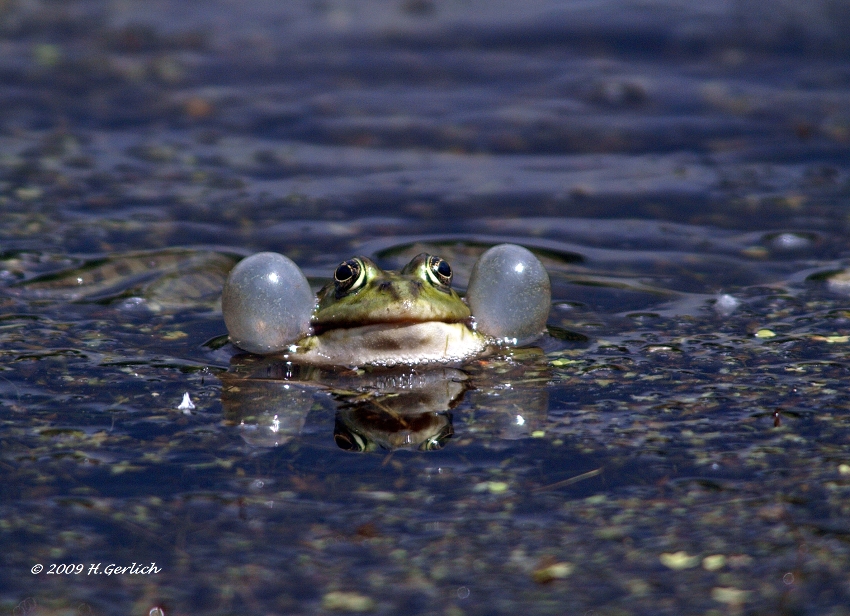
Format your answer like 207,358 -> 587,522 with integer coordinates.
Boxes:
2,1 -> 850,614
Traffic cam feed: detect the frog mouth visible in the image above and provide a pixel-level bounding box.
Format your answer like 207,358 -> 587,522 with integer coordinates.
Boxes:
311,317 -> 472,336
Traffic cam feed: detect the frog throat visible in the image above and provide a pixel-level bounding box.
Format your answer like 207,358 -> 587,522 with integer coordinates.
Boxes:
293,321 -> 487,367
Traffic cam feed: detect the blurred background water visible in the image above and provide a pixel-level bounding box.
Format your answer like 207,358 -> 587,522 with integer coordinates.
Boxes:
2,1 -> 850,614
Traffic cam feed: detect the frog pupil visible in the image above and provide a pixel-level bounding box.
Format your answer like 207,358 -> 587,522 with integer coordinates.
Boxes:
419,423 -> 454,450
334,431 -> 365,452
428,256 -> 452,287
335,263 -> 354,282
334,259 -> 363,294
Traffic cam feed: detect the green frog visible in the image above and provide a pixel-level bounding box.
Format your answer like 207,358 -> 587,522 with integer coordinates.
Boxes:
222,243 -> 551,367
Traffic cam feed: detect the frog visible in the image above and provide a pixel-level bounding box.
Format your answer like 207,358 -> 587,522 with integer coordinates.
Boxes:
221,243 -> 551,367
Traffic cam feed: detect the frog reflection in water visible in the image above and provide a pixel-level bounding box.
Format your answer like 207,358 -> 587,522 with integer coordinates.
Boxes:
221,361 -> 466,451
331,367 -> 467,452
220,243 -> 551,452
334,409 -> 455,452
221,358 -> 549,453
221,243 -> 551,366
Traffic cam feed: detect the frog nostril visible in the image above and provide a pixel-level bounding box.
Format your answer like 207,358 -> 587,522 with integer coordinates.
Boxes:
376,280 -> 403,301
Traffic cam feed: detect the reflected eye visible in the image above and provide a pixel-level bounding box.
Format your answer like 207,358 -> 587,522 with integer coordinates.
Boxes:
418,423 -> 454,451
427,256 -> 452,287
334,429 -> 367,452
334,259 -> 365,295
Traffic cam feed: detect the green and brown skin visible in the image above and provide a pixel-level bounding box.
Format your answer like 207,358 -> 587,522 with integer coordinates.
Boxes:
295,253 -> 487,366
313,253 -> 471,329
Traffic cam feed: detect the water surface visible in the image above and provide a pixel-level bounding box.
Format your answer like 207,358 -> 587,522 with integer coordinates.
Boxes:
2,1 -> 850,614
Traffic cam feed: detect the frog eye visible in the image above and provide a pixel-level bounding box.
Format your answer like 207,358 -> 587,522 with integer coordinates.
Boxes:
426,256 -> 453,287
334,258 -> 366,294
418,423 -> 454,451
333,419 -> 373,451
334,429 -> 367,452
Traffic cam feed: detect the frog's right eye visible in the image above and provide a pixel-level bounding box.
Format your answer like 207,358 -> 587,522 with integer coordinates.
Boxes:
334,258 -> 366,294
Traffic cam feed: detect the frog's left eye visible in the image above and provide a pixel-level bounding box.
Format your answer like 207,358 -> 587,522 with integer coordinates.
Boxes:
334,258 -> 366,294
426,256 -> 453,287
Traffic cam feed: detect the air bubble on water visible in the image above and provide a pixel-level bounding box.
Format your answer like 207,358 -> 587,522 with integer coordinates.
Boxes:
771,232 -> 811,250
117,296 -> 148,311
149,608 -> 165,616
714,294 -> 740,317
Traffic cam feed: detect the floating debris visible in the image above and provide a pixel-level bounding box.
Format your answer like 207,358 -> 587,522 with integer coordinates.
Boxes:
533,467 -> 603,492
711,587 -> 751,605
473,481 -> 509,494
532,560 -> 575,584
321,591 -> 376,612
810,335 -> 849,343
659,551 -> 700,570
702,555 -> 726,571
